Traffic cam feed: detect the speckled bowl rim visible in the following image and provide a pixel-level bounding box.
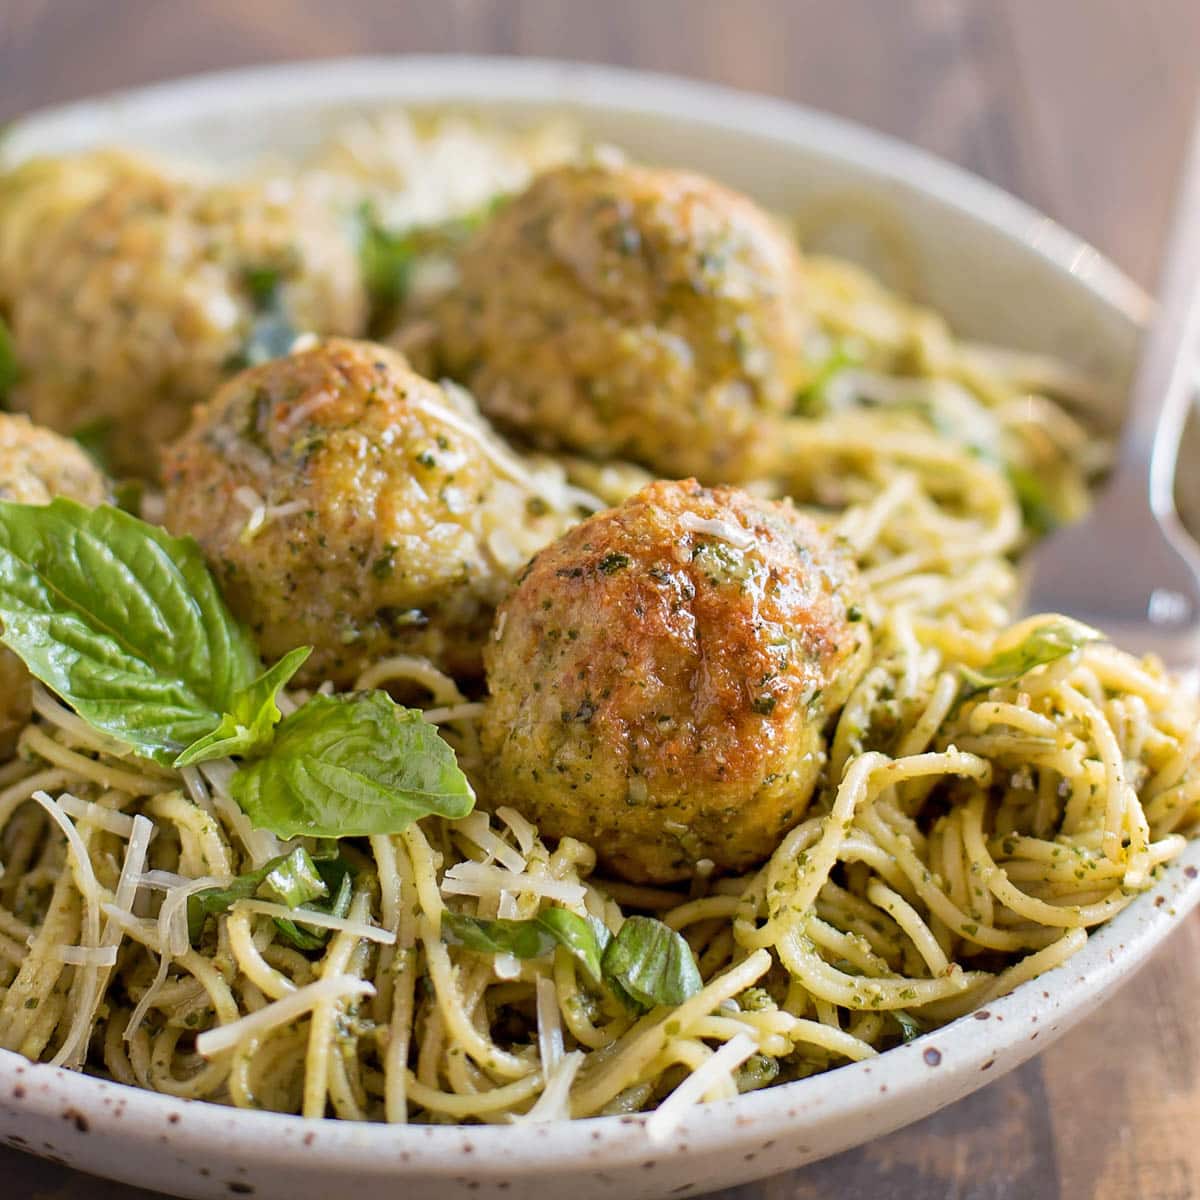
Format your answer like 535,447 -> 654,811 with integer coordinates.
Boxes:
0,54 -> 1189,1185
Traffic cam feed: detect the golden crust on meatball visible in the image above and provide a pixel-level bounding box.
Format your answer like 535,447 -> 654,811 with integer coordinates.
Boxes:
481,478 -> 870,883
1,153 -> 367,477
0,413 -> 109,507
161,338 -> 577,687
431,162 -> 809,483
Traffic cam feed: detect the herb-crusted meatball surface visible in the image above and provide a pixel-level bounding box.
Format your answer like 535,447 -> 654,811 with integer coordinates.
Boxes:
0,414 -> 110,752
431,161 -> 809,483
161,338 -> 579,687
481,478 -> 870,883
0,152 -> 367,477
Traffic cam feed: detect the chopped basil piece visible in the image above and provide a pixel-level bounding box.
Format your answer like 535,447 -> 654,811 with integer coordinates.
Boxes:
959,617 -> 1103,700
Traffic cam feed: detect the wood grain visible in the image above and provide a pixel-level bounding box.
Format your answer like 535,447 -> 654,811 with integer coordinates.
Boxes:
2,3 -> 1200,1198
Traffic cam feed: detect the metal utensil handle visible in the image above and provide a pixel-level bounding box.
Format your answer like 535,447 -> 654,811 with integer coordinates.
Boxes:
1121,102 -> 1200,515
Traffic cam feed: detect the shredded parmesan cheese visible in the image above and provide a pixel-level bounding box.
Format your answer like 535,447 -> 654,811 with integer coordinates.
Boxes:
30,792 -> 104,1068
455,811 -> 527,873
57,793 -> 136,839
54,945 -> 118,967
441,861 -> 587,907
678,510 -> 756,550
645,1033 -> 757,1143
125,874 -> 225,1043
495,807 -> 537,857
234,900 -> 396,945
536,974 -> 564,1076
493,891 -> 522,981
517,1050 -> 584,1124
196,976 -> 375,1058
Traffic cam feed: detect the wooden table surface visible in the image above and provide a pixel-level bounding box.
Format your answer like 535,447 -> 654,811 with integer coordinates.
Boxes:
2,2 -> 1200,1197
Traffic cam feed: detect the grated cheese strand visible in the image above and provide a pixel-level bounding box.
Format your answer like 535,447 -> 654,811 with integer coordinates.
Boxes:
645,1033 -> 758,1143
441,861 -> 586,906
57,793 -> 136,839
536,974 -> 564,1076
517,1050 -> 585,1124
234,899 -> 397,945
196,976 -> 375,1058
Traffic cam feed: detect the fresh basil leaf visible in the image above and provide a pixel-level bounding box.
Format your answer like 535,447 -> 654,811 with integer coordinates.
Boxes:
1006,463 -> 1061,537
273,852 -> 355,951
0,314 -> 17,403
794,339 -> 864,417
0,499 -> 260,764
600,915 -> 702,1011
231,691 -> 474,838
174,646 -> 311,767
959,617 -> 1103,700
259,845 -> 326,908
359,200 -> 501,310
539,909 -> 609,986
441,908 -> 610,985
243,265 -> 282,310
360,215 -> 420,310
442,912 -> 559,960
186,846 -> 327,942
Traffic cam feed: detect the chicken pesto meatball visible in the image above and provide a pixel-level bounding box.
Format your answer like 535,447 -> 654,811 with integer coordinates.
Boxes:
431,161 -> 809,483
0,152 -> 367,476
161,338 -> 578,687
0,414 -> 110,753
481,479 -> 870,884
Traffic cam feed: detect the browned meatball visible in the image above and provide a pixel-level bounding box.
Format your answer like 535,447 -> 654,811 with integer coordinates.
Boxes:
0,414 -> 110,752
431,162 -> 809,483
1,152 -> 367,477
480,479 -> 870,883
161,338 -> 579,687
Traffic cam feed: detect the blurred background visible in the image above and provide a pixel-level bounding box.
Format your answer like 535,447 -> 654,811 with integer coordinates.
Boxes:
1,2 -> 1199,1197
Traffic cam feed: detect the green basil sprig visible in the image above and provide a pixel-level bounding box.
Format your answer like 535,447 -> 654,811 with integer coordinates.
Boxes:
174,646 -> 311,767
232,692 -> 474,839
442,909 -> 702,1012
958,617 -> 1102,701
0,500 -> 475,840
0,499 -> 263,764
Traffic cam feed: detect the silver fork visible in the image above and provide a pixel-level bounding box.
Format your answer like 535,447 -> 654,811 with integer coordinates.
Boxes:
1022,109 -> 1200,672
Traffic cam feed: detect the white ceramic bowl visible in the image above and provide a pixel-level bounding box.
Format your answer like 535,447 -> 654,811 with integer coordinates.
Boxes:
0,55 -> 1192,1200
